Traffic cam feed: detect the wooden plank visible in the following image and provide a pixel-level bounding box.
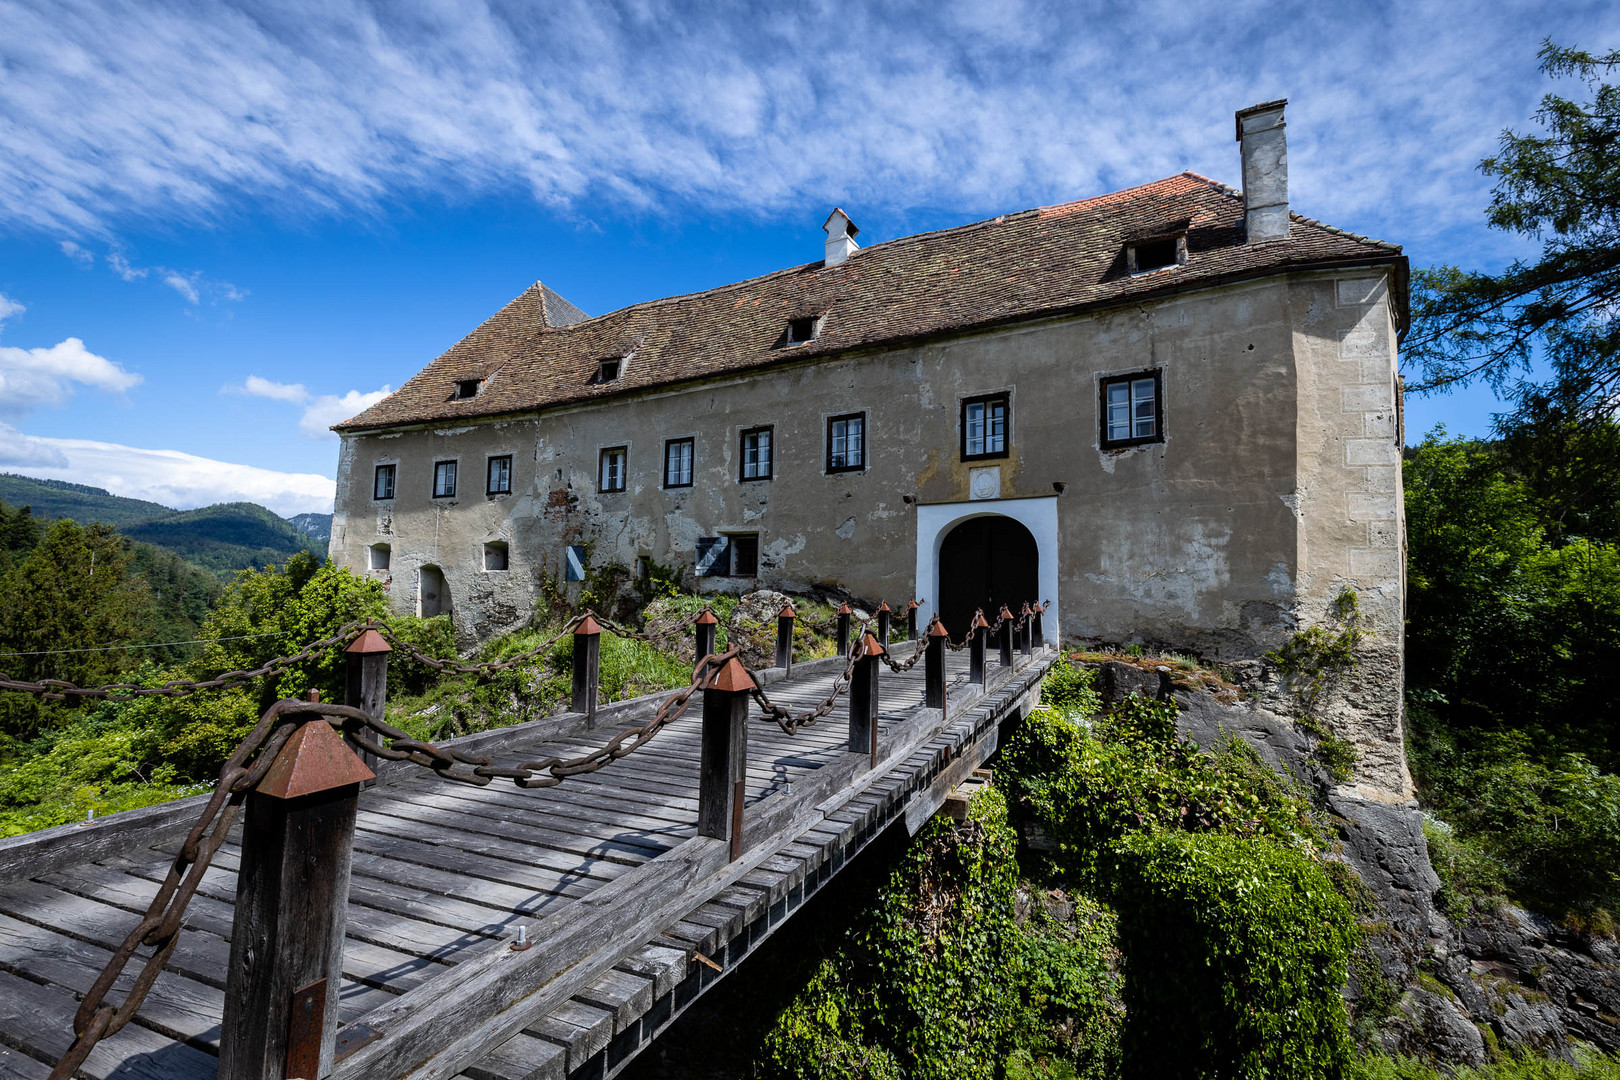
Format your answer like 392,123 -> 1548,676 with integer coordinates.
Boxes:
0,1045 -> 51,1080
0,791 -> 213,882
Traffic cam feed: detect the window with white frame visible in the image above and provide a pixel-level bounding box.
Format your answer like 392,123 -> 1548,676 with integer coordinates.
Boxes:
826,412 -> 865,473
664,437 -> 694,489
599,446 -> 627,493
1100,370 -> 1163,448
373,463 -> 396,500
739,427 -> 772,482
432,461 -> 457,498
486,455 -> 512,496
961,394 -> 1009,461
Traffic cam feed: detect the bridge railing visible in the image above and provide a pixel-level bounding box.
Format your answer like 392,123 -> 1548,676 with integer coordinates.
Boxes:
16,594 -> 1052,1080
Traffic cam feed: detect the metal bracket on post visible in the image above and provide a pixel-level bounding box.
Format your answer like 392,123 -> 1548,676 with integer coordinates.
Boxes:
849,633 -> 885,766
572,615 -> 602,720
775,603 -> 795,675
875,601 -> 892,649
969,609 -> 988,687
343,628 -> 391,786
904,600 -> 919,641
1019,603 -> 1034,657
998,605 -> 1015,668
835,603 -> 852,658
694,607 -> 719,675
698,658 -> 755,861
219,707 -> 375,1080
924,617 -> 948,709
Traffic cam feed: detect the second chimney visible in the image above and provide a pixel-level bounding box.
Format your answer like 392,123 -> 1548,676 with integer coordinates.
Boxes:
823,208 -> 859,267
1235,100 -> 1289,242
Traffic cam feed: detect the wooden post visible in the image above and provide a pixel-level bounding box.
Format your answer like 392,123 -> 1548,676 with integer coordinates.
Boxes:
1019,603 -> 1034,657
848,632 -> 885,766
775,603 -> 795,675
694,607 -> 719,675
969,610 -> 988,687
343,628 -> 390,786
924,617 -> 947,709
572,615 -> 602,719
905,600 -> 919,641
835,603 -> 852,657
1033,603 -> 1046,650
875,601 -> 892,648
998,605 -> 1014,668
219,707 -> 375,1080
697,658 -> 755,861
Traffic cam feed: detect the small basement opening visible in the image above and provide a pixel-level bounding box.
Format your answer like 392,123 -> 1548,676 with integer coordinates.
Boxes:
369,543 -> 391,571
484,541 -> 509,572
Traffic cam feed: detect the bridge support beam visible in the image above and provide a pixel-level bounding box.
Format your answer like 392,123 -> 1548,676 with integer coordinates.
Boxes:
693,607 -> 718,674
698,659 -> 755,861
220,698 -> 374,1080
775,604 -> 795,675
572,616 -> 601,720
998,606 -> 1015,668
924,618 -> 947,709
835,603 -> 852,658
969,610 -> 988,688
849,633 -> 885,766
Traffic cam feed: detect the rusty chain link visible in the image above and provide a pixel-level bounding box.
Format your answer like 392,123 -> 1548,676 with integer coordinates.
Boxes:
879,634 -> 930,673
748,619 -> 876,734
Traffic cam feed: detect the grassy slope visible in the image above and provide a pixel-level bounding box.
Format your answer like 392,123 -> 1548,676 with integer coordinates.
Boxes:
122,503 -> 324,575
0,473 -> 173,528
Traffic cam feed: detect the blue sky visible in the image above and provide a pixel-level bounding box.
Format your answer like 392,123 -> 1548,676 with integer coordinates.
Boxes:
1,0 -> 1617,515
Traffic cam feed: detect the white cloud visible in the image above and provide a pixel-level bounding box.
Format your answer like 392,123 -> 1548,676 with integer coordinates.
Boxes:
0,422 -> 69,468
59,240 -> 94,266
0,337 -> 142,419
0,293 -> 23,331
106,251 -> 147,281
239,375 -> 310,403
298,388 -> 391,439
5,437 -> 334,516
162,270 -> 200,304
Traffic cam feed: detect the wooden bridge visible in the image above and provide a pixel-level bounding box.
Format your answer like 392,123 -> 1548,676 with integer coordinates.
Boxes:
0,609 -> 1055,1080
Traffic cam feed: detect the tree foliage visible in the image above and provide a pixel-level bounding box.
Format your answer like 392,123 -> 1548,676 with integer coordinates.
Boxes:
1407,41 -> 1620,428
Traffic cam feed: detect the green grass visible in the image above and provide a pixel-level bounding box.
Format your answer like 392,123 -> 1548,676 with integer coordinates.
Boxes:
1352,1054 -> 1620,1079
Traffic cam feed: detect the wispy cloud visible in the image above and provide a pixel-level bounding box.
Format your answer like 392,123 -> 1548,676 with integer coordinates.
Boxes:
3,437 -> 334,515
0,294 -> 23,331
106,251 -> 147,282
58,240 -> 93,266
0,337 -> 142,419
230,376 -> 391,438
5,1 -> 1617,264
161,270 -> 200,304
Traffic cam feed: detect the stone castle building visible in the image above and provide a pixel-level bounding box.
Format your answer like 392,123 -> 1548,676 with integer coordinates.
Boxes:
331,99 -> 1412,802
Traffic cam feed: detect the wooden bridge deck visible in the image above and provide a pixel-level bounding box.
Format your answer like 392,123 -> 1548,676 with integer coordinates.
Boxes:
0,644 -> 1055,1080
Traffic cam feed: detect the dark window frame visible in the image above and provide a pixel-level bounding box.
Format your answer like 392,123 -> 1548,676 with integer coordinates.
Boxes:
739,426 -> 773,482
486,454 -> 513,496
592,357 -> 623,384
373,463 -> 396,501
432,460 -> 458,498
825,411 -> 866,473
1099,368 -> 1165,450
454,378 -> 481,399
1126,233 -> 1187,275
726,532 -> 760,578
959,393 -> 1010,462
786,316 -> 818,345
663,437 -> 695,489
598,445 -> 628,493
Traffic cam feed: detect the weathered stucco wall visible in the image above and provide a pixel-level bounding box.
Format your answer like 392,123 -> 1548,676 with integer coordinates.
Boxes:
330,268 -> 1406,795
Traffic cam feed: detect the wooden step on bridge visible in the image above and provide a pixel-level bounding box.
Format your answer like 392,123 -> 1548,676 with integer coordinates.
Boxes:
0,609 -> 1055,1080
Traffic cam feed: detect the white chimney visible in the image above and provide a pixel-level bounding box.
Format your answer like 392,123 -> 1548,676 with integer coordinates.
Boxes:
823,208 -> 860,266
1235,99 -> 1289,242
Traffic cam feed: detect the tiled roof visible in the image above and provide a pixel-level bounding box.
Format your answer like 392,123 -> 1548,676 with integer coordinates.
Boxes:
335,173 -> 1403,432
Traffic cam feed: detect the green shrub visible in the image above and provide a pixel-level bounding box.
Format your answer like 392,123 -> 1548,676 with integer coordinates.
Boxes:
1040,659 -> 1102,717
1114,832 -> 1357,1080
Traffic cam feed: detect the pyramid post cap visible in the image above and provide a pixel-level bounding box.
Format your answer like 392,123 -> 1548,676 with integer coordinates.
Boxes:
876,601 -> 892,613
971,611 -> 990,629
1020,602 -> 1033,615
257,717 -> 376,799
777,603 -> 796,619
345,628 -> 392,655
927,617 -> 950,638
575,614 -> 603,636
999,605 -> 1014,618
694,608 -> 720,626
706,657 -> 758,693
860,632 -> 887,656
836,602 -> 852,615
904,600 -> 919,612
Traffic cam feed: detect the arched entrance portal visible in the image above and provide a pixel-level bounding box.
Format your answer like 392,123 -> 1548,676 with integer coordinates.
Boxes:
936,516 -> 1039,639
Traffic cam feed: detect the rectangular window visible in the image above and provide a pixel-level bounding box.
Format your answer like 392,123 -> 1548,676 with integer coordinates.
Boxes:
373,464 -> 396,500
664,438 -> 694,488
740,426 -> 772,482
961,394 -> 1009,460
1100,370 -> 1164,448
729,533 -> 759,577
486,455 -> 512,496
432,461 -> 457,498
826,412 -> 866,473
695,534 -> 759,577
599,446 -> 627,493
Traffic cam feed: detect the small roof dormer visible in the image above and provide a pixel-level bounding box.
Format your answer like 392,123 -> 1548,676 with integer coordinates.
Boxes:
823,208 -> 860,267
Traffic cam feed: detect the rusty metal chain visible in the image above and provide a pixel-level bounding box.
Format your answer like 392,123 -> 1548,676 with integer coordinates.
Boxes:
376,614 -> 587,676
587,615 -> 653,643
748,620 -> 876,734
1,623 -> 370,702
880,634 -> 930,673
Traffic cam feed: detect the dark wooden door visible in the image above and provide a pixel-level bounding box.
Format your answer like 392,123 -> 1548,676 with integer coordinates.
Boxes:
937,516 -> 1039,639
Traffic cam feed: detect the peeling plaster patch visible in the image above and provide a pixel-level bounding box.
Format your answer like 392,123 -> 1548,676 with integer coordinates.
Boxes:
743,506 -> 765,522
1266,561 -> 1293,597
765,534 -> 806,559
870,504 -> 898,520
432,426 -> 476,437
1278,491 -> 1303,522
377,432 -> 402,440
835,516 -> 856,539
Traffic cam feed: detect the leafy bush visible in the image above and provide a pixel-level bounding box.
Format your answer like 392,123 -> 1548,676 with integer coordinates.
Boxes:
1040,659 -> 1102,717
1350,1052 -> 1620,1079
1113,831 -> 1357,1080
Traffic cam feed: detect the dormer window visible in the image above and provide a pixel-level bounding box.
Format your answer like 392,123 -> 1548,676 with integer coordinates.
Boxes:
454,379 -> 481,400
786,317 -> 819,345
592,357 -> 623,384
1126,234 -> 1187,275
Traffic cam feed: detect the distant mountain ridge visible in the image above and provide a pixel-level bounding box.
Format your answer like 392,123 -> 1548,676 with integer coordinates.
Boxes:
0,473 -> 326,574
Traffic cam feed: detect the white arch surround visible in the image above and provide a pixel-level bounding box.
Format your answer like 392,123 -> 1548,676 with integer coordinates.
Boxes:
914,496 -> 1060,638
